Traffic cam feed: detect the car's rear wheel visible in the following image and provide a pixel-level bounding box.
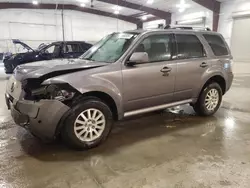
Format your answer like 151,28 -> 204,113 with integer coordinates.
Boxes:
193,82 -> 222,116
61,97 -> 113,150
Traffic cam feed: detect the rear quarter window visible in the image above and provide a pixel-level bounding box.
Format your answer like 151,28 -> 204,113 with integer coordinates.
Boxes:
81,43 -> 92,52
203,34 -> 229,56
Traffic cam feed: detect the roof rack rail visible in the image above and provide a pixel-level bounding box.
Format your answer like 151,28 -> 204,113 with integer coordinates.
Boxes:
164,25 -> 211,31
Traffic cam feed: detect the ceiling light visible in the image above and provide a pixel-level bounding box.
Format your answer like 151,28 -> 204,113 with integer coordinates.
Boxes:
147,0 -> 154,4
112,5 -> 122,11
114,10 -> 120,14
179,8 -> 185,12
80,3 -> 85,7
32,0 -> 38,5
176,0 -> 190,12
142,15 -> 148,20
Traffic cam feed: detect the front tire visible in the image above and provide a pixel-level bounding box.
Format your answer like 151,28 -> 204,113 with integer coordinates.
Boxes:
61,97 -> 113,150
193,82 -> 222,116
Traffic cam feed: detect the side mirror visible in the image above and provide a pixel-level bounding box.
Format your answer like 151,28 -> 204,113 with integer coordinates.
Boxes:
127,52 -> 149,66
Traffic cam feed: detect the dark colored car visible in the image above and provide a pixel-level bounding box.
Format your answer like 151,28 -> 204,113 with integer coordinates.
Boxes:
3,40 -> 92,73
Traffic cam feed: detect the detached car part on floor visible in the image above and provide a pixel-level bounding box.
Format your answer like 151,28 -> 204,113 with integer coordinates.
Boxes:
3,39 -> 92,74
5,28 -> 234,149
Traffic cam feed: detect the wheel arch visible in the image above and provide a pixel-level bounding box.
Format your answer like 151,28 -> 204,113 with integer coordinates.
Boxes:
200,75 -> 226,95
81,91 -> 119,121
55,90 -> 120,137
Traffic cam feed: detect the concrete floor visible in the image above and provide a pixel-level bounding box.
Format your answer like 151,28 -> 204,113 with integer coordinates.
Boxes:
1,63 -> 250,188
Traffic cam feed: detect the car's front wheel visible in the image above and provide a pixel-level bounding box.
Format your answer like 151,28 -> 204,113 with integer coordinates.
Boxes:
193,82 -> 222,116
61,97 -> 113,150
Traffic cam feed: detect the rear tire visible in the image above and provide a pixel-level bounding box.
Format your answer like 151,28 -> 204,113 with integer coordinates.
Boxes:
61,97 -> 113,150
193,82 -> 222,116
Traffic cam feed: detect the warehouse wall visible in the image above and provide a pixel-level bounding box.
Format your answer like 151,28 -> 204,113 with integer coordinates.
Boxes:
218,0 -> 250,47
171,8 -> 213,29
0,8 -> 136,53
143,19 -> 166,29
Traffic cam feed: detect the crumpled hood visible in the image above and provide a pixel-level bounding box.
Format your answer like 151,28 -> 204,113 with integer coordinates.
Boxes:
14,58 -> 107,81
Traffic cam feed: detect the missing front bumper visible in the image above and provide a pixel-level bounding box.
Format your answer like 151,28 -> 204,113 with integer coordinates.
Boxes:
7,94 -> 70,140
11,106 -> 29,127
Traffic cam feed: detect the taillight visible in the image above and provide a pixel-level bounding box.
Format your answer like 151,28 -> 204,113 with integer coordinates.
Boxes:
224,60 -> 233,72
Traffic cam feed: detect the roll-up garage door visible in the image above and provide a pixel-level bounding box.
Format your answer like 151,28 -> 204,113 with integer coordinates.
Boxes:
231,17 -> 250,62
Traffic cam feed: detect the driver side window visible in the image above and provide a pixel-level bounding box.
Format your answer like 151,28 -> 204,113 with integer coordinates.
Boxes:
134,34 -> 173,62
45,45 -> 56,54
43,44 -> 61,58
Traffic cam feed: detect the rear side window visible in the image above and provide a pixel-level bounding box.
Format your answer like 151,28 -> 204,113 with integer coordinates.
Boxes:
176,34 -> 205,59
71,44 -> 82,52
63,43 -> 81,53
81,43 -> 92,51
203,34 -> 229,56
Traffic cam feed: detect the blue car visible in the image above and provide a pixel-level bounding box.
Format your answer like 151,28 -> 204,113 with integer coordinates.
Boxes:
4,39 -> 92,74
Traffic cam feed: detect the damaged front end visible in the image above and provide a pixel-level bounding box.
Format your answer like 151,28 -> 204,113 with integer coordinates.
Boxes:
22,79 -> 80,106
6,59 -> 107,140
6,76 -> 82,141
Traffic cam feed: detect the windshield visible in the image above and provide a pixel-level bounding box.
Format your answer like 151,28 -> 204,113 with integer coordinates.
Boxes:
80,32 -> 138,63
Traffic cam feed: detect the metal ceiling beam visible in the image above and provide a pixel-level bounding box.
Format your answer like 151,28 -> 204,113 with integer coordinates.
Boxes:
192,0 -> 220,31
0,2 -> 141,24
96,0 -> 171,22
192,0 -> 220,12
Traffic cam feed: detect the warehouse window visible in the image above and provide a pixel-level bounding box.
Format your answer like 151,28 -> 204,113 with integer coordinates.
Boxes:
203,34 -> 229,56
176,34 -> 205,59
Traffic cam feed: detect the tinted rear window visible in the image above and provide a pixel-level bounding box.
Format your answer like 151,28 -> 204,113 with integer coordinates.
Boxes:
176,34 -> 205,59
81,43 -> 92,51
203,34 -> 229,56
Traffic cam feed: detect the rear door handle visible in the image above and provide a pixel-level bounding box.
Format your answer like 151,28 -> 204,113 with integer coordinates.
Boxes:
200,62 -> 208,68
160,67 -> 172,73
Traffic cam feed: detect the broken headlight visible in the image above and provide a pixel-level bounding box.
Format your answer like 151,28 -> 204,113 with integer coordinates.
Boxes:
28,84 -> 76,101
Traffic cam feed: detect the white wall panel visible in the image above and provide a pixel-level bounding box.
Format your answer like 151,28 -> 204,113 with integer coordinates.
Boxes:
44,25 -> 58,41
143,19 -> 165,29
171,8 -> 213,29
231,17 -> 250,62
0,8 -> 136,53
218,0 -> 250,47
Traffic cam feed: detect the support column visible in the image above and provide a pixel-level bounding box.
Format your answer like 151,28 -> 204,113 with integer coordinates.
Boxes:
191,0 -> 220,31
137,22 -> 143,29
165,18 -> 171,26
213,12 -> 220,31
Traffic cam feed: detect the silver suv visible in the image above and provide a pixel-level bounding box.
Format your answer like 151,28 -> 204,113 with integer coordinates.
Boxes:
5,28 -> 233,149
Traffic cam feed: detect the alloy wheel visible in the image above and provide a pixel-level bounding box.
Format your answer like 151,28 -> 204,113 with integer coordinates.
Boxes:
74,108 -> 106,142
205,88 -> 219,111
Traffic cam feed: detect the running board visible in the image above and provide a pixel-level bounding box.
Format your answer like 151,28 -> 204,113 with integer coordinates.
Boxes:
124,99 -> 192,117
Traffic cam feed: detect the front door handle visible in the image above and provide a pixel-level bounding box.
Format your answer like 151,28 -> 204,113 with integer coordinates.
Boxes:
160,67 -> 172,73
200,62 -> 208,68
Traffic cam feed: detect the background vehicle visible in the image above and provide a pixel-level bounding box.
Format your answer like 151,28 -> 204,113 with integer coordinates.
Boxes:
3,40 -> 92,73
5,28 -> 233,150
